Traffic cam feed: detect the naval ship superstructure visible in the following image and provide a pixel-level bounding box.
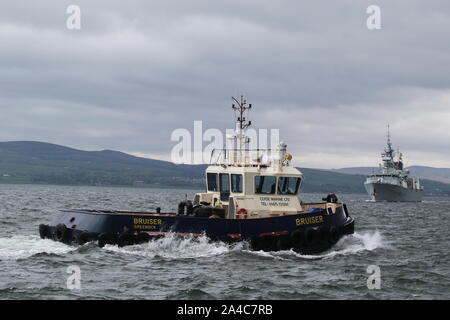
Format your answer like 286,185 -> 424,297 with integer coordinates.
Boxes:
364,126 -> 423,202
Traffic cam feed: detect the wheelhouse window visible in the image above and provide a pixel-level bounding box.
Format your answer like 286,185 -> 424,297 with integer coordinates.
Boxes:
219,173 -> 230,201
277,177 -> 301,195
255,176 -> 277,194
207,173 -> 218,191
219,174 -> 230,192
231,174 -> 243,193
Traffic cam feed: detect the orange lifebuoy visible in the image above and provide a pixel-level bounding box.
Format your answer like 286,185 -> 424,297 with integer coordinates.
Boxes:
236,208 -> 248,219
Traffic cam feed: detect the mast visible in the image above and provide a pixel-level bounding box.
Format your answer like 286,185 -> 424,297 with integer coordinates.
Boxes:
383,124 -> 394,161
381,124 -> 402,172
231,96 -> 252,163
386,123 -> 393,155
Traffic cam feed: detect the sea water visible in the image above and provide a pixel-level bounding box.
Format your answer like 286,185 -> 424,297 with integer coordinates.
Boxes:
0,184 -> 448,299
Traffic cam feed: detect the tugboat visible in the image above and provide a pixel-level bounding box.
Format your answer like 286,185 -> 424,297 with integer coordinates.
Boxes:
364,125 -> 423,202
39,97 -> 354,253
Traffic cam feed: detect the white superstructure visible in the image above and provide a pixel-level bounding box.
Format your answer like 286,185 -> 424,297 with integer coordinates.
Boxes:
193,96 -> 310,219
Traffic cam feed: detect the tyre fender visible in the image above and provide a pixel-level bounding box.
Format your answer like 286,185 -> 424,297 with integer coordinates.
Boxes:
329,226 -> 340,244
39,224 -> 50,239
54,224 -> 71,243
304,228 -> 318,246
290,230 -> 305,248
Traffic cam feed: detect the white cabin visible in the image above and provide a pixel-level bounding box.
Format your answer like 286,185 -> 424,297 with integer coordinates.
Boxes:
192,96 -> 308,219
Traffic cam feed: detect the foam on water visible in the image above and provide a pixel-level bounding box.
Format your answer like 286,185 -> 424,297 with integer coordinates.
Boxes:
0,231 -> 388,262
243,249 -> 290,260
104,233 -> 246,259
104,230 -> 389,262
352,230 -> 389,250
0,235 -> 74,260
296,230 -> 389,259
244,230 -> 389,260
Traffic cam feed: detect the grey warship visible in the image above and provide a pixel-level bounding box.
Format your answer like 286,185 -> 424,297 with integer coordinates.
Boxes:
364,126 -> 423,202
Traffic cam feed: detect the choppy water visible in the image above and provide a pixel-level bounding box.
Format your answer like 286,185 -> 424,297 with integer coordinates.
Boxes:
0,184 -> 448,300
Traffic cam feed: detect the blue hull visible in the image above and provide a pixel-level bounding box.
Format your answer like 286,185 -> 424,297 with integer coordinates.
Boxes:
39,204 -> 355,254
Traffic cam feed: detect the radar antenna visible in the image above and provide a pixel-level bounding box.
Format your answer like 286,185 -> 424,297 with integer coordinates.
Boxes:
232,95 -> 252,131
387,123 -> 392,151
230,95 -> 253,164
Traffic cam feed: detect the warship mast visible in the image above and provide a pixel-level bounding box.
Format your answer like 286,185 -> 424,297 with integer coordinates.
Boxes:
382,124 -> 395,170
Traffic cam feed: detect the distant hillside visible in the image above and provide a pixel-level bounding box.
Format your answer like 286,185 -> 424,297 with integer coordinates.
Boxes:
331,167 -> 378,175
0,141 -> 449,196
407,166 -> 450,184
0,141 -> 206,188
297,168 -> 367,194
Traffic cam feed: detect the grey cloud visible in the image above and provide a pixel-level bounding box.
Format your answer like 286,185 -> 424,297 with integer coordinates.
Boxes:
0,1 -> 449,167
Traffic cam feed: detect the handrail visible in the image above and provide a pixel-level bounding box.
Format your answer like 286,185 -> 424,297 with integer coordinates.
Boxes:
209,148 -> 280,166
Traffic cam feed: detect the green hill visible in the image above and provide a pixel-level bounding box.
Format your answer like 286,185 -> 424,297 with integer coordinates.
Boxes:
0,141 -> 449,196
0,141 -> 206,188
297,168 -> 367,194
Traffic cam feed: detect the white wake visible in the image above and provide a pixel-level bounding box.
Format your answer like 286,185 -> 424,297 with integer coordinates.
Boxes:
246,230 -> 390,260
104,231 -> 389,261
296,230 -> 389,259
0,235 -> 74,260
104,233 -> 246,259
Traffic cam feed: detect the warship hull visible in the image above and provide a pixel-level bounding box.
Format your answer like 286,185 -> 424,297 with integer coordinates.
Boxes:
364,182 -> 423,202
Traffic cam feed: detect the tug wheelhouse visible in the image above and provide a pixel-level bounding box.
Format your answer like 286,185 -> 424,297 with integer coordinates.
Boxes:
195,159 -> 305,219
192,95 -> 306,219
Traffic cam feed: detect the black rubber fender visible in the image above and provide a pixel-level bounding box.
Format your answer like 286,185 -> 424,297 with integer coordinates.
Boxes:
317,227 -> 331,244
98,233 -> 118,247
290,230 -> 305,248
304,228 -> 318,247
260,235 -> 276,251
329,226 -> 340,244
276,236 -> 291,251
117,232 -> 135,247
98,233 -> 107,248
249,236 -> 262,251
75,231 -> 91,245
135,232 -> 151,244
39,224 -> 50,239
87,232 -> 99,241
106,233 -> 118,245
54,224 -> 71,243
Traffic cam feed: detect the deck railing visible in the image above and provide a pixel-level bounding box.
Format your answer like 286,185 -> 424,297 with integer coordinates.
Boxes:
210,148 -> 282,166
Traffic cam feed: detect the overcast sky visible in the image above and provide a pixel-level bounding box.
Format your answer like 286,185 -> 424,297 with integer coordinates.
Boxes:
1,0 -> 449,168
